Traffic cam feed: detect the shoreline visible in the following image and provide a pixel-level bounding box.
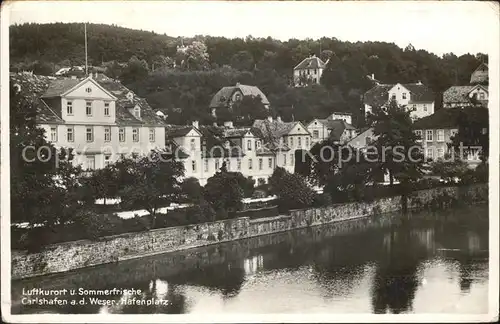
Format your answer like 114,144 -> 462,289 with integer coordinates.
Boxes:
11,183 -> 488,280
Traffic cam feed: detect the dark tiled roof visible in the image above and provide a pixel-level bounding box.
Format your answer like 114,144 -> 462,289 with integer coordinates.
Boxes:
363,84 -> 393,107
43,78 -> 82,97
470,63 -> 488,84
10,73 -> 64,124
198,126 -> 245,158
294,56 -> 326,70
443,85 -> 488,107
224,128 -> 251,138
363,83 -> 434,106
166,139 -> 190,159
413,107 -> 488,130
403,83 -> 434,102
209,84 -> 270,109
165,125 -> 196,138
97,79 -> 167,126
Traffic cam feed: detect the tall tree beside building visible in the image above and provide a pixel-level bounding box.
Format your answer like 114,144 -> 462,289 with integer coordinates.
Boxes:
368,100 -> 425,189
269,167 -> 316,211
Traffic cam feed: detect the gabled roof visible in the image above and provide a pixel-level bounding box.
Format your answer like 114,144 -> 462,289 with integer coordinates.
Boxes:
10,72 -> 64,124
224,128 -> 253,138
364,82 -> 434,106
401,83 -> 434,102
165,125 -> 199,138
294,56 -> 326,70
209,84 -> 270,108
363,84 -> 394,107
42,78 -> 82,98
413,107 -> 488,130
443,85 -> 488,107
470,63 -> 488,84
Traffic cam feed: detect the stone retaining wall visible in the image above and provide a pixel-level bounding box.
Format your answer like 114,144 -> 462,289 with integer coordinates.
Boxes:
11,183 -> 487,280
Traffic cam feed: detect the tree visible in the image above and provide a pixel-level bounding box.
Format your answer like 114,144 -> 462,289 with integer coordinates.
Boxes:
203,164 -> 249,213
368,100 -> 425,191
181,177 -> 204,202
176,41 -> 210,70
121,55 -> 149,85
115,150 -> 185,227
81,165 -> 120,205
230,50 -> 255,71
10,84 -> 81,227
450,107 -> 489,162
430,157 -> 470,184
269,167 -> 316,211
231,95 -> 268,125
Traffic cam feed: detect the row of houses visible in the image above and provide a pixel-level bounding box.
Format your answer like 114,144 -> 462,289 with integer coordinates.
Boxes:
11,72 -> 358,186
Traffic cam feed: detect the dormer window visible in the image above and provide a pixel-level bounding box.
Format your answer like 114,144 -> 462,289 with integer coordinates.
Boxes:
234,93 -> 242,101
126,92 -> 134,102
134,106 -> 141,119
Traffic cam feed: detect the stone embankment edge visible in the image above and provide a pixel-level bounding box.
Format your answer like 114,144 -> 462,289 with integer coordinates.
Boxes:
11,183 -> 488,280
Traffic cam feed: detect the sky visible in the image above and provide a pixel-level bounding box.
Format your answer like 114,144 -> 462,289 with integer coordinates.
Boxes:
4,1 -> 500,56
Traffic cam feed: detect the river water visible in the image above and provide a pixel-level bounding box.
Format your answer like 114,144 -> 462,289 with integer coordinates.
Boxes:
11,204 -> 489,314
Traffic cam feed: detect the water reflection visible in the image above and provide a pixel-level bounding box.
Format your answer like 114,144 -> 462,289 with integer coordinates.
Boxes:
12,204 -> 489,314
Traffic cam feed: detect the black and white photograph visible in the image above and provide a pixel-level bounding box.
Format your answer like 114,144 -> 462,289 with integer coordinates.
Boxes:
1,0 -> 498,322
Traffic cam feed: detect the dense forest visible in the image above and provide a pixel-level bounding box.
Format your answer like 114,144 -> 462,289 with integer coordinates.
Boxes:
10,23 -> 488,126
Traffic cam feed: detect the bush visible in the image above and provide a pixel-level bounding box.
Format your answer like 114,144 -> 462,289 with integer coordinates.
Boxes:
17,227 -> 55,253
313,193 -> 333,207
75,211 -> 121,240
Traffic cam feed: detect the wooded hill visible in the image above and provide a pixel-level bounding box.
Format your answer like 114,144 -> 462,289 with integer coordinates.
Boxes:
10,23 -> 488,126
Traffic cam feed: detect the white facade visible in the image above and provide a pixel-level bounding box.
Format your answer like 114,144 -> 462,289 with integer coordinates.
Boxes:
39,77 -> 166,170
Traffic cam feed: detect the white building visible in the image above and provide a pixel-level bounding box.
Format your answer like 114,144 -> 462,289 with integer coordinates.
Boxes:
363,81 -> 435,120
293,55 -> 327,87
11,72 -> 166,170
306,114 -> 357,145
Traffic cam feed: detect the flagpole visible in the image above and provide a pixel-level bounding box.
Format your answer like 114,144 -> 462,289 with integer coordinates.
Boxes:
84,22 -> 88,76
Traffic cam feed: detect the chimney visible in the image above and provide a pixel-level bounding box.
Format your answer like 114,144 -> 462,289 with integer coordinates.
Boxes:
371,73 -> 375,80
267,116 -> 273,123
236,82 -> 241,87
192,120 -> 199,129
276,116 -> 282,122
213,122 -> 218,127
224,121 -> 234,128
417,80 -> 422,85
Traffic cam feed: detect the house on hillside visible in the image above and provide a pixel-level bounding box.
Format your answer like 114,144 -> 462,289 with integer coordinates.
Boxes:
442,63 -> 489,109
413,107 -> 488,168
363,81 -> 435,120
293,55 -> 327,87
252,116 -> 311,174
10,72 -> 166,170
306,115 -> 357,145
209,83 -> 270,117
470,62 -> 488,85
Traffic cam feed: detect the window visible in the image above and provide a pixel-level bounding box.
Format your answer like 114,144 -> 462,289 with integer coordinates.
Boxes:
149,128 -> 155,142
66,101 -> 73,115
85,87 -> 92,93
50,127 -> 57,142
412,104 -> 417,110
313,130 -> 319,139
227,159 -> 231,171
86,101 -> 92,116
191,160 -> 196,172
290,154 -> 294,166
256,140 -> 261,149
132,128 -> 139,142
402,93 -> 407,99
104,102 -> 110,116
67,127 -> 74,142
259,158 -> 263,170
215,160 -> 220,170
314,69 -> 317,75
119,128 -> 125,142
283,154 -> 287,166
268,158 -> 272,169
426,130 -> 433,141
104,127 -> 111,142
204,159 -> 209,172
423,104 -> 428,112
414,130 -> 422,141
298,137 -> 302,148
479,92 -> 485,100
391,94 -> 396,100
237,158 -> 241,170
86,156 -> 95,170
86,126 -> 94,142
247,139 -> 252,151
134,106 -> 141,119
450,129 -> 458,138
426,148 -> 434,160
248,158 -> 253,170
306,137 -> 310,148
436,129 -> 444,142
104,155 -> 111,167
190,138 -> 196,150
437,148 -> 445,159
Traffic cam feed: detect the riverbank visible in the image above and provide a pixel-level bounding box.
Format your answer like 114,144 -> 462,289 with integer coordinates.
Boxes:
11,183 -> 487,280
